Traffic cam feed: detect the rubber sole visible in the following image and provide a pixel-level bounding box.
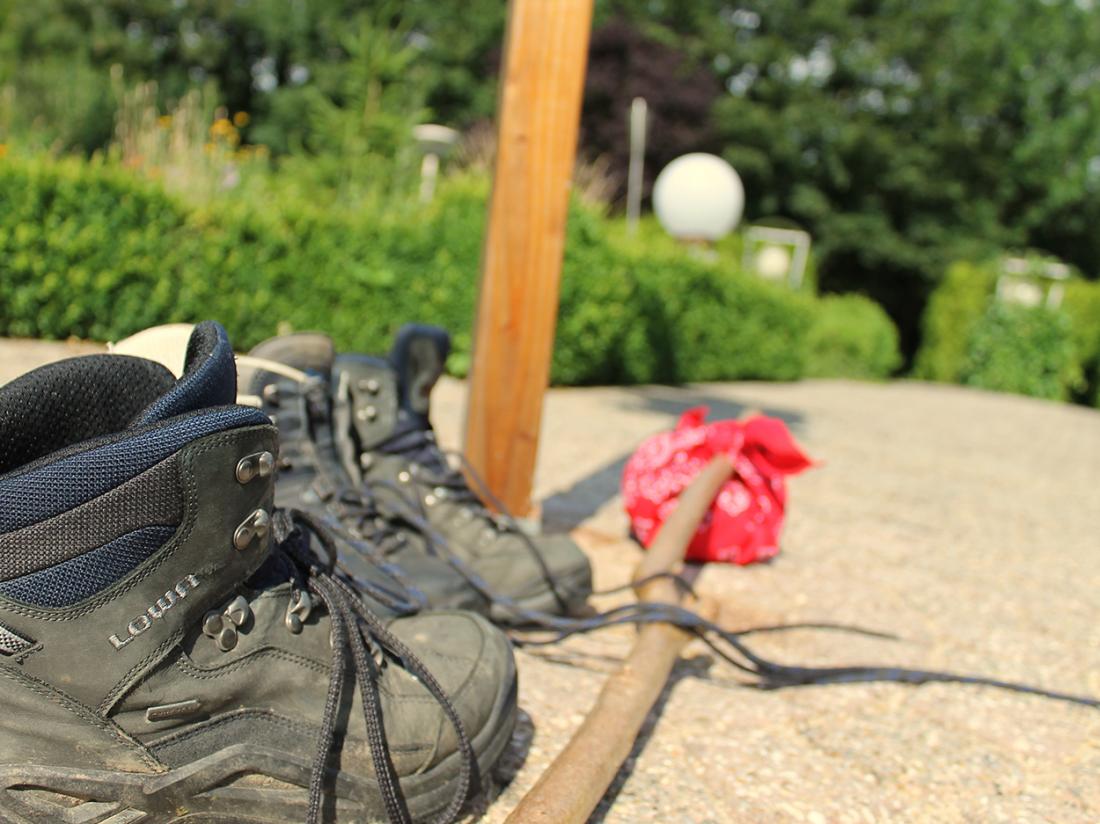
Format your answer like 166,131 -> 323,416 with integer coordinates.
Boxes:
0,673 -> 518,824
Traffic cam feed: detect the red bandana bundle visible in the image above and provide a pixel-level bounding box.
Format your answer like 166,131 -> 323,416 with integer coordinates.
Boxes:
621,407 -> 814,565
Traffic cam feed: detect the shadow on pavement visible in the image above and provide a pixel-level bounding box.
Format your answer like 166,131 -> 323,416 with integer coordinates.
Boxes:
542,387 -> 804,533
613,384 -> 804,429
470,708 -> 535,818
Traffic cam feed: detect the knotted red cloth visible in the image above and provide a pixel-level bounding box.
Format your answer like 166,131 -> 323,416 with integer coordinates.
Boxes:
621,407 -> 814,564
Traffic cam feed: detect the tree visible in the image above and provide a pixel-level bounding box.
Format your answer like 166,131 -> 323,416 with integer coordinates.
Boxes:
0,0 -> 506,154
626,0 -> 1100,356
5,0 -> 1100,365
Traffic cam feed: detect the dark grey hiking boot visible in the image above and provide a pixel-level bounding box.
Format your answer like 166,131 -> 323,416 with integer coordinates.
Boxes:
240,334 -> 485,615
331,325 -> 593,624
0,322 -> 516,824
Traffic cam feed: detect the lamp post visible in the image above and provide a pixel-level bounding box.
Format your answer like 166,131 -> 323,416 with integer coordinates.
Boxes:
996,256 -> 1070,310
413,124 -> 459,204
625,97 -> 648,234
743,224 -> 812,289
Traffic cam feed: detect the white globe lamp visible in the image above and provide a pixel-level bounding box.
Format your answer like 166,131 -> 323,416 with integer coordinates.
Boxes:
653,153 -> 745,242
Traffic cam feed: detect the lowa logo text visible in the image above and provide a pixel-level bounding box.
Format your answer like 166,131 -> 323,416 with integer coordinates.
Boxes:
109,574 -> 201,651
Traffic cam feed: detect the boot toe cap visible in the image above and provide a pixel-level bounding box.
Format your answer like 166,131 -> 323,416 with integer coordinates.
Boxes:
383,610 -> 517,773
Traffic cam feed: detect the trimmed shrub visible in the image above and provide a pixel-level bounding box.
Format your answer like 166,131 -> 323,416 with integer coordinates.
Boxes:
913,260 -> 997,383
1062,279 -> 1100,404
0,155 -> 886,386
916,256 -> 1100,406
0,157 -> 202,340
960,304 -> 1080,401
584,218 -> 819,384
805,295 -> 902,380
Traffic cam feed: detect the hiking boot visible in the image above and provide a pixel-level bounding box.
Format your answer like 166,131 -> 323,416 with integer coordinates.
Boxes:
0,322 -> 516,824
332,324 -> 593,623
241,333 -> 486,615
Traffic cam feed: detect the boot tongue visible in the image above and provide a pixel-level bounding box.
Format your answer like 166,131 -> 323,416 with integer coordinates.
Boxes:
388,324 -> 450,427
132,321 -> 237,426
250,333 -> 335,381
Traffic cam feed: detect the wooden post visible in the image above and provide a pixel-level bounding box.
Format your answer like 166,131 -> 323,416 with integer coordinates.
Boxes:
463,0 -> 595,517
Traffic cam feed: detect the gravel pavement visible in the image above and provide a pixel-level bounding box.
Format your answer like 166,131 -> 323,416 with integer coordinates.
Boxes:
3,339 -> 1098,823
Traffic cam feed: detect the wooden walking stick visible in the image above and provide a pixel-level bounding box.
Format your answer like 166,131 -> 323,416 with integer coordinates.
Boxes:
505,455 -> 735,824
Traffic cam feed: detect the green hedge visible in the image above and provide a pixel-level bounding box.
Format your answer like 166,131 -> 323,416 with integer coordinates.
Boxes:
804,294 -> 902,380
1063,279 -> 1100,405
913,261 -> 997,383
960,304 -> 1080,401
0,156 -> 898,386
915,257 -> 1100,404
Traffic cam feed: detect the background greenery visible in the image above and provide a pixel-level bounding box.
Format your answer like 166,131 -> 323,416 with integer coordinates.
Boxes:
915,258 -> 1100,404
0,155 -> 899,384
0,1 -> 1097,404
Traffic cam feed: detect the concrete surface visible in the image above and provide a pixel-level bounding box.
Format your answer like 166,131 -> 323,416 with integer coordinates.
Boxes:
3,339 -> 1098,823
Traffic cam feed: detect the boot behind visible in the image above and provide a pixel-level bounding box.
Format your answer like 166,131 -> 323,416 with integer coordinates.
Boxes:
333,324 -> 593,623
243,333 -> 488,615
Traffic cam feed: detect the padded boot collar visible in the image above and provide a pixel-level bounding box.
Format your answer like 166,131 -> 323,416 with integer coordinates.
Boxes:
0,424 -> 277,715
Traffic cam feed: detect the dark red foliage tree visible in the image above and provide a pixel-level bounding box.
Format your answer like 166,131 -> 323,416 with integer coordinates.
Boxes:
580,17 -> 721,207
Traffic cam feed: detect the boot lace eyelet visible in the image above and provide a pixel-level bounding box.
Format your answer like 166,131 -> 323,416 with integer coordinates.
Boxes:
203,596 -> 253,652
236,451 -> 275,484
285,589 -> 313,634
233,509 -> 271,551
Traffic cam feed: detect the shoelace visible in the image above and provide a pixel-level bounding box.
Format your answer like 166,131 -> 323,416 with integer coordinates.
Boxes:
302,440 -> 433,615
377,428 -> 481,507
365,484 -> 1100,710
268,387 -> 431,616
260,363 -> 1098,710
270,508 -> 480,824
320,484 -> 433,614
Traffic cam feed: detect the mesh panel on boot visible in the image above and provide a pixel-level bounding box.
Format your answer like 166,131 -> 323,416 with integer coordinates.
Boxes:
0,525 -> 177,607
389,324 -> 450,418
0,321 -> 266,606
0,405 -> 265,534
0,622 -> 33,654
0,455 -> 181,579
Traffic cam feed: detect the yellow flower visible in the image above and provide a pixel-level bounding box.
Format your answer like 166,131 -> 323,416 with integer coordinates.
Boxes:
233,111 -> 250,128
209,118 -> 236,139
157,115 -> 173,129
